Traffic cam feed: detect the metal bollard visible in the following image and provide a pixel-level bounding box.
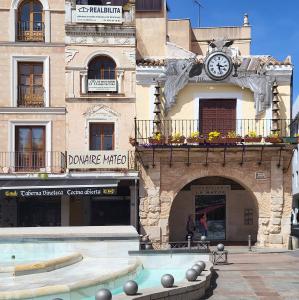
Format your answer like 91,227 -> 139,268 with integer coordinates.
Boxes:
248,234 -> 252,251
288,235 -> 293,250
187,235 -> 191,250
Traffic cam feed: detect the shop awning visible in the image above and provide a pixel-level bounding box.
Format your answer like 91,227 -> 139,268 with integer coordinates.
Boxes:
0,178 -> 119,198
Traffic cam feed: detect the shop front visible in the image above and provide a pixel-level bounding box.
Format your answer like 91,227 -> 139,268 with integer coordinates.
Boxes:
0,177 -> 138,228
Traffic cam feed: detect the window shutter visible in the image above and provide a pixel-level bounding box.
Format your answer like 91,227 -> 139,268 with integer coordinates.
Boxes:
136,0 -> 163,11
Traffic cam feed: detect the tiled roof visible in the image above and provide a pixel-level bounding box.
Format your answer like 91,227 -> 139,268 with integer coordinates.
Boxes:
136,55 -> 292,67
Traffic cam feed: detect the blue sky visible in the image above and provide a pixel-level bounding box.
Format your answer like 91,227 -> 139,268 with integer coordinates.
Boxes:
168,0 -> 298,103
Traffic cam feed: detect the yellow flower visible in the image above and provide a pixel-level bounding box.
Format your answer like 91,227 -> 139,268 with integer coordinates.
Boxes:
190,131 -> 200,138
208,131 -> 221,141
248,131 -> 257,138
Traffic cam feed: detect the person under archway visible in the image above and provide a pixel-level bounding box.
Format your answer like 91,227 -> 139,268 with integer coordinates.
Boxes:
186,214 -> 195,241
198,213 -> 208,237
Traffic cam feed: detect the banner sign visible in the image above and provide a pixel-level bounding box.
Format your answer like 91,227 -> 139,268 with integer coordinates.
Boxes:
88,79 -> 117,92
67,151 -> 128,169
76,5 -> 122,24
1,187 -> 117,198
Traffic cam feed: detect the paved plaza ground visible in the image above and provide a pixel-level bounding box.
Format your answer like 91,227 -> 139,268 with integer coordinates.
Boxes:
203,250 -> 299,300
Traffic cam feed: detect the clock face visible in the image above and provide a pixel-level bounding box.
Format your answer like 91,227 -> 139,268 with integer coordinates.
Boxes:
205,53 -> 232,80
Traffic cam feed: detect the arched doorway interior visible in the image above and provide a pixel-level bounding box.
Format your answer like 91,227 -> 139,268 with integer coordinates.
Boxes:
169,176 -> 258,244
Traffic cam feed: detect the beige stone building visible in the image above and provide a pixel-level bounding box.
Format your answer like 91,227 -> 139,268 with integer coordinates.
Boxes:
134,1 -> 294,248
0,0 -> 138,228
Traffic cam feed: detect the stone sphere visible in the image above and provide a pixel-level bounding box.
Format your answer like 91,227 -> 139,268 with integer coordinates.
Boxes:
192,264 -> 203,276
95,289 -> 112,300
161,274 -> 174,288
201,235 -> 207,241
195,261 -> 206,270
217,243 -> 225,251
186,269 -> 198,282
123,280 -> 138,296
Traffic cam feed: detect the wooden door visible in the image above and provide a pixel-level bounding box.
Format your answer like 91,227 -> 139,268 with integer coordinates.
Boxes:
199,99 -> 236,135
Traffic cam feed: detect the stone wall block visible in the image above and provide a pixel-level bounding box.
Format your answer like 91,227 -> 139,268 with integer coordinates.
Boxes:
271,205 -> 283,212
269,234 -> 283,245
271,211 -> 282,218
268,225 -> 281,234
271,197 -> 284,206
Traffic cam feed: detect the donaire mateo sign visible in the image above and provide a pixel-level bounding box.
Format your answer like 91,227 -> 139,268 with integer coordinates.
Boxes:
68,151 -> 128,169
76,5 -> 122,24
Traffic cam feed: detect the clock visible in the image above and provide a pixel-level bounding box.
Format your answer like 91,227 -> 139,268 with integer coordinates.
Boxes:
205,52 -> 233,80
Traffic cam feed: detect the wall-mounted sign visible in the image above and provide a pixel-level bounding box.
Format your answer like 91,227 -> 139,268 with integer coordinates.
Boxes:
68,151 -> 128,169
255,172 -> 267,180
1,187 -> 117,198
88,79 -> 118,92
76,5 -> 122,24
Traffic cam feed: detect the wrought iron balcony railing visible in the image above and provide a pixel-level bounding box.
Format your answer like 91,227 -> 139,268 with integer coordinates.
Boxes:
134,119 -> 294,146
0,151 -> 137,174
0,152 -> 65,174
18,86 -> 45,107
17,21 -> 45,42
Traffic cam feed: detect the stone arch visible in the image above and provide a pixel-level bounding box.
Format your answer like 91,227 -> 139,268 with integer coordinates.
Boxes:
167,174 -> 260,243
11,0 -> 49,10
84,50 -> 120,69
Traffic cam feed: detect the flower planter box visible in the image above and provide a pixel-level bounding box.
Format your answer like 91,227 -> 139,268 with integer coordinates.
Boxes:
186,137 -> 205,144
244,137 -> 262,143
208,138 -> 226,144
224,137 -> 242,144
168,136 -> 185,145
283,137 -> 299,144
148,137 -> 166,145
265,137 -> 282,143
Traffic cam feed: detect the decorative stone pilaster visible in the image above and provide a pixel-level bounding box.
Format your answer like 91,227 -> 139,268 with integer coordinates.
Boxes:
116,70 -> 124,94
272,81 -> 280,134
80,71 -> 88,94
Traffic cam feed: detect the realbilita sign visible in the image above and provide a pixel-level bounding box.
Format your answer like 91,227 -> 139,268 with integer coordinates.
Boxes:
76,5 -> 122,24
67,151 -> 128,169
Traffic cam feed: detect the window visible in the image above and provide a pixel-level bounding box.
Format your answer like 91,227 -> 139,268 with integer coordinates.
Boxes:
18,62 -> 44,107
244,209 -> 253,225
90,123 -> 114,150
17,0 -> 44,42
136,0 -> 162,11
87,56 -> 117,93
76,0 -> 128,5
199,99 -> 237,135
15,126 -> 46,171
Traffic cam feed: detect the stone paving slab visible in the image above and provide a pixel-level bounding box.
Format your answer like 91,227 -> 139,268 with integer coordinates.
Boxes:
203,250 -> 299,300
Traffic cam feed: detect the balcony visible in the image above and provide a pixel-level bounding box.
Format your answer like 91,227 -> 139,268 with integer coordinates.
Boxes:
17,21 -> 45,42
0,152 -> 65,174
0,151 -> 137,174
18,86 -> 45,107
134,119 -> 295,147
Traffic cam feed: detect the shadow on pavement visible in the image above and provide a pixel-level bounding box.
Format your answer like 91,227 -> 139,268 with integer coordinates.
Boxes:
201,269 -> 219,299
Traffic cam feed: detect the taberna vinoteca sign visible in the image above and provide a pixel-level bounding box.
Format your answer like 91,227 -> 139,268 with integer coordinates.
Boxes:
67,151 -> 128,169
76,5 -> 122,24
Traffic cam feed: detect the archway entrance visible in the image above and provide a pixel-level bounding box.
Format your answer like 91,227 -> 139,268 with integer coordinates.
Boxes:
169,176 -> 258,244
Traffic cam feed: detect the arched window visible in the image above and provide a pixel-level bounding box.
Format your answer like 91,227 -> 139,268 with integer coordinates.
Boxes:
17,0 -> 44,41
87,56 -> 117,93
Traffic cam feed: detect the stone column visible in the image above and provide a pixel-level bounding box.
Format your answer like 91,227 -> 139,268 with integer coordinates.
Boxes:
117,70 -> 124,94
61,196 -> 70,226
9,9 -> 17,42
268,157 -> 284,247
139,164 -> 162,249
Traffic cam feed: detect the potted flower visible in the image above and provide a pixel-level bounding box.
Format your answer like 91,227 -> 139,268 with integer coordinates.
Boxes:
265,132 -> 282,143
244,131 -> 262,143
148,132 -> 166,145
224,131 -> 242,144
186,131 -> 205,144
168,132 -> 185,145
207,131 -> 225,144
129,137 -> 137,146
